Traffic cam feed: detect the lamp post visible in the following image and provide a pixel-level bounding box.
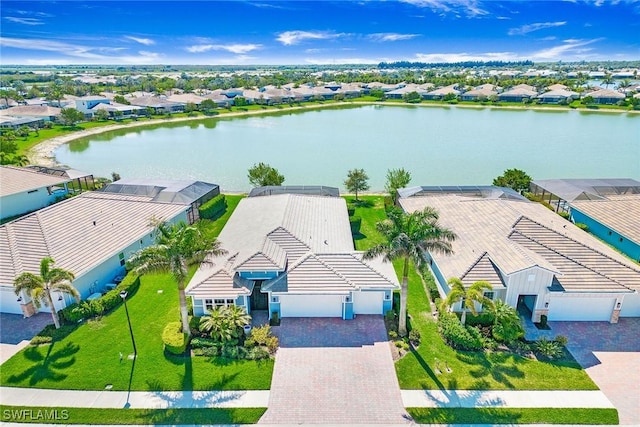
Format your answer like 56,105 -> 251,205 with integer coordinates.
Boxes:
119,290 -> 137,357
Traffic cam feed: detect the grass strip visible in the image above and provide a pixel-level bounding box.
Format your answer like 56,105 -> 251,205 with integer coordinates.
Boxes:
407,407 -> 619,425
0,405 -> 265,425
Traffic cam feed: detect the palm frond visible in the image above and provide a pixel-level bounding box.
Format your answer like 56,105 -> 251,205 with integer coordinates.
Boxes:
13,272 -> 44,295
52,282 -> 81,301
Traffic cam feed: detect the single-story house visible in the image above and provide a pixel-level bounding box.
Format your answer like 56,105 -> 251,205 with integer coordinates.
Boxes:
75,96 -> 110,115
0,166 -> 70,221
166,93 -> 207,106
0,191 -> 189,316
498,84 -> 538,102
423,84 -> 461,100
583,88 -> 626,104
25,165 -> 96,193
398,186 -> 640,322
186,193 -> 399,320
248,185 -> 340,198
90,102 -> 146,119
537,88 -> 579,104
99,178 -> 219,223
0,116 -> 45,130
460,84 -> 501,101
385,84 -> 430,100
0,105 -> 61,122
128,96 -> 185,114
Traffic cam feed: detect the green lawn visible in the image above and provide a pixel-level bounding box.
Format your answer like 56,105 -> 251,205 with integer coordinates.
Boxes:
352,197 -> 599,391
0,196 -> 273,391
343,195 -> 388,250
0,405 -> 265,425
407,408 -> 619,425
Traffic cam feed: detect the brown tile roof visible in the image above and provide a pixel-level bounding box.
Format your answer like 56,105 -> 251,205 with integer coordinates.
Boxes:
571,195 -> 640,244
1,166 -> 70,197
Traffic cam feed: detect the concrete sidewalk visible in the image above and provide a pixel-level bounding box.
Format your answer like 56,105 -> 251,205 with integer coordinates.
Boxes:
402,389 -> 615,408
0,387 -> 269,409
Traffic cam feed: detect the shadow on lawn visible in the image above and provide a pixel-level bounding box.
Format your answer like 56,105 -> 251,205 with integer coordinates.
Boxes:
7,341 -> 79,386
456,351 -> 525,389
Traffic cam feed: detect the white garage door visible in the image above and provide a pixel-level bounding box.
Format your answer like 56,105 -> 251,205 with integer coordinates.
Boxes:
353,291 -> 383,315
0,287 -> 23,314
620,293 -> 640,317
280,294 -> 342,318
548,296 -> 615,321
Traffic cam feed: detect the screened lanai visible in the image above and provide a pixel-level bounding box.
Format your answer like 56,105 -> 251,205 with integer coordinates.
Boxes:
529,178 -> 640,213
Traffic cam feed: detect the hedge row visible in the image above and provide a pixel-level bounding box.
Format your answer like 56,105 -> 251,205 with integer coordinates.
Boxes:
58,274 -> 140,324
163,321 -> 188,354
198,194 -> 227,220
437,311 -> 483,351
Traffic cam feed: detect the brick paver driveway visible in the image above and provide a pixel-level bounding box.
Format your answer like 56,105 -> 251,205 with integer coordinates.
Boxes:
0,313 -> 52,365
259,316 -> 410,424
549,318 -> 640,425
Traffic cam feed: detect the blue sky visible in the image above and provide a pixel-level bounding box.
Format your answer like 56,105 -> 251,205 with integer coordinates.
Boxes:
1,1 -> 639,65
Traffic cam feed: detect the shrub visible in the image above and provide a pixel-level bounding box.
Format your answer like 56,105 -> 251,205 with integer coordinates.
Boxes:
36,324 -> 77,341
437,312 -> 483,351
246,346 -> 270,360
408,329 -> 421,344
248,324 -> 272,345
350,216 -> 362,233
190,337 -> 218,349
388,330 -> 398,339
59,303 -> 85,323
193,346 -> 219,357
575,222 -> 589,231
221,345 -> 239,359
30,335 -> 53,346
535,337 -> 563,360
162,322 -> 188,355
558,211 -> 570,220
554,335 -> 569,346
189,316 -> 202,336
466,312 -> 496,326
198,194 -> 227,220
265,336 -> 279,354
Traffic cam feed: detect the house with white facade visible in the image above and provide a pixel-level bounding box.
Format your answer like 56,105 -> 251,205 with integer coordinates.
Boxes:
186,193 -> 399,320
0,191 -> 189,316
0,166 -> 70,221
398,186 -> 640,323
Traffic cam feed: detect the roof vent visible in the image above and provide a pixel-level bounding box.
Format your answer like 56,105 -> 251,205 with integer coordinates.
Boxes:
93,221 -> 96,226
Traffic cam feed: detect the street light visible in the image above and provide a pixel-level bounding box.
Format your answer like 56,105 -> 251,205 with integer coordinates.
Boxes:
119,290 -> 137,357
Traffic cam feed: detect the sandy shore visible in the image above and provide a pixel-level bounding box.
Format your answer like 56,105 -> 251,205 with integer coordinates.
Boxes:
28,101 -> 637,167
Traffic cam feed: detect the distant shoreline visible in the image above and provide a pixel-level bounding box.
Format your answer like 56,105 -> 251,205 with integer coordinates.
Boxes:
28,101 -> 638,168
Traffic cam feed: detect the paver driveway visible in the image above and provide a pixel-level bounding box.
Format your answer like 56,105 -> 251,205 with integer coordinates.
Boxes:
259,316 -> 410,424
549,318 -> 640,425
0,313 -> 52,365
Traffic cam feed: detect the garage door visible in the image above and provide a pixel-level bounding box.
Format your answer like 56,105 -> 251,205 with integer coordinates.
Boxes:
620,293 -> 640,317
548,296 -> 615,321
353,291 -> 383,315
0,287 -> 23,315
280,294 -> 342,317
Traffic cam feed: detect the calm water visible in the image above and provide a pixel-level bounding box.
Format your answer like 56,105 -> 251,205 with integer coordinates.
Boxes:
55,105 -> 640,192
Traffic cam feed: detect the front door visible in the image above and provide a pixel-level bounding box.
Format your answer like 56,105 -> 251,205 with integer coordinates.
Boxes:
251,281 -> 269,311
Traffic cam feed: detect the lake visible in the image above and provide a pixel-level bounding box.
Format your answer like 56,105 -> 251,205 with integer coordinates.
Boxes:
55,105 -> 640,192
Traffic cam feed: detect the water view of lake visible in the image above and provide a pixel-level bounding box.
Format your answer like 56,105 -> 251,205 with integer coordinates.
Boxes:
55,105 -> 640,192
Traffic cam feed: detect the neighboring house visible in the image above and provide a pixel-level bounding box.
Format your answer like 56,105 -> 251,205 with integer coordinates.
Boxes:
186,193 -> 399,320
249,185 -> 340,198
460,84 -> 501,101
398,186 -> 640,323
583,88 -> 626,104
25,165 -> 96,193
384,84 -> 430,100
498,84 -> 538,102
0,166 -> 70,221
90,102 -> 145,119
530,178 -> 640,262
537,88 -> 579,104
99,178 -> 219,224
0,116 -> 45,130
167,93 -> 207,106
423,84 -> 461,100
0,98 -> 20,109
0,191 -> 189,316
0,105 -> 61,121
75,96 -> 110,115
128,96 -> 185,113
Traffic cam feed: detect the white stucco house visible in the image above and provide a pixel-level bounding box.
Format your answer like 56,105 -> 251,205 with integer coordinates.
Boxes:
398,186 -> 640,323
0,191 -> 190,317
0,166 -> 70,221
186,193 -> 399,320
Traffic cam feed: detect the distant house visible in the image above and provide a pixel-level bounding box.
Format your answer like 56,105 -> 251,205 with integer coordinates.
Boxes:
166,93 -> 207,106
74,96 -> 110,115
90,102 -> 145,119
0,98 -> 20,109
423,84 -> 461,100
0,166 -> 70,221
186,194 -> 399,320
99,178 -> 219,224
0,191 -> 189,316
498,84 -> 538,102
384,84 -> 430,100
248,185 -> 340,198
0,105 -> 61,122
398,186 -> 640,322
460,84 -> 500,101
0,116 -> 44,130
583,88 -> 626,104
128,96 -> 185,114
537,88 -> 579,104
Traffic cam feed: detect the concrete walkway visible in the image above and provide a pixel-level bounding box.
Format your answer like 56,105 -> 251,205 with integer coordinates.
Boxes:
0,387 -> 269,408
402,389 -> 615,408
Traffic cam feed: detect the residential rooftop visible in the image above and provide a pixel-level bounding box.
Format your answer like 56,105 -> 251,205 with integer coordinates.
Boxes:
0,166 -> 70,197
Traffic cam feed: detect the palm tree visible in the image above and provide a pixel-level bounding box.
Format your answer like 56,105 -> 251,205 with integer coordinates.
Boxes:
200,305 -> 250,343
491,300 -> 524,343
364,207 -> 457,336
441,277 -> 494,325
14,257 -> 80,329
127,221 -> 227,337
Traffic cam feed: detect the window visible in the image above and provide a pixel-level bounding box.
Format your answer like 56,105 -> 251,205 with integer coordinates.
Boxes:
484,291 -> 495,300
204,299 -> 214,311
118,252 -> 125,266
205,298 -> 235,311
214,298 -> 225,308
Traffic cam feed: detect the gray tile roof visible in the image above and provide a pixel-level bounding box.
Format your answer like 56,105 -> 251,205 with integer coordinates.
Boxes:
0,192 -> 187,284
1,166 -> 70,197
399,194 -> 640,293
570,195 -> 640,245
186,267 -> 253,299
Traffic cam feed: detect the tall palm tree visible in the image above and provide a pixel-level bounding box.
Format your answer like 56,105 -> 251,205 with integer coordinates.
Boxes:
127,221 -> 227,337
441,277 -> 494,325
364,207 -> 457,336
14,257 -> 79,329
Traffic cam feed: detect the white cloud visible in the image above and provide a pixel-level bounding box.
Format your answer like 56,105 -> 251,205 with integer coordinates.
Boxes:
367,33 -> 419,42
276,31 -> 345,45
414,51 -> 520,62
304,57 -> 379,65
399,0 -> 488,17
124,36 -> 155,46
529,38 -> 603,61
186,43 -> 262,54
4,16 -> 44,25
508,21 -> 566,36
